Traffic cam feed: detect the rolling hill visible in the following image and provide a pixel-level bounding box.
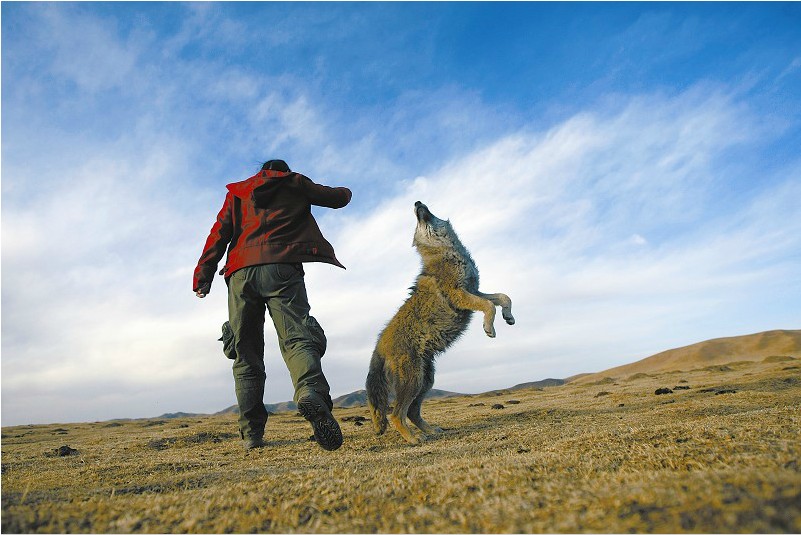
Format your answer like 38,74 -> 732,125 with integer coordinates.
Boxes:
174,329 -> 799,418
572,329 -> 801,384
7,346 -> 800,534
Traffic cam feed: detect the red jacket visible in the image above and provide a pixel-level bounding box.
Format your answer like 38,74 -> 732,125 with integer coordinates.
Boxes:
193,169 -> 352,293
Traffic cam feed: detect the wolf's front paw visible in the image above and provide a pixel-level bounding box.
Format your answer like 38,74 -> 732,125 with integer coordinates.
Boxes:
406,434 -> 424,445
419,423 -> 443,435
501,306 -> 515,325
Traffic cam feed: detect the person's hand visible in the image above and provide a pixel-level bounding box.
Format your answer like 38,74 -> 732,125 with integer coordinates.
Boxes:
195,283 -> 210,298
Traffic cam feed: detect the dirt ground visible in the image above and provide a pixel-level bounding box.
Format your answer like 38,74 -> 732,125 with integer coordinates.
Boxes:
2,356 -> 800,533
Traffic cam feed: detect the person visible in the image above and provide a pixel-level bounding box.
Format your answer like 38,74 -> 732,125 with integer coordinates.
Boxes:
193,159 -> 351,451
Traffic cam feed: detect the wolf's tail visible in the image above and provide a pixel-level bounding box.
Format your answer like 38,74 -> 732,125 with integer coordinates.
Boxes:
366,349 -> 389,435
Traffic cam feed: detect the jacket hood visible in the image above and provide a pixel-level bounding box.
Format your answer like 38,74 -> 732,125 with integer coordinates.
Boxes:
227,170 -> 293,207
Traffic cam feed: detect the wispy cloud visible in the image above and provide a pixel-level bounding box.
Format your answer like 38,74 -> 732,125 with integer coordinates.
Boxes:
2,3 -> 799,425
308,87 -> 801,397
3,82 -> 798,424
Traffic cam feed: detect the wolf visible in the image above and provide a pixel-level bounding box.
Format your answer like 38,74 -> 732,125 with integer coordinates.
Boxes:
365,201 -> 515,444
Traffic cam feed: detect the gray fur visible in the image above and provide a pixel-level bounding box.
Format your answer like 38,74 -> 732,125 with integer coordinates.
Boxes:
366,202 -> 515,444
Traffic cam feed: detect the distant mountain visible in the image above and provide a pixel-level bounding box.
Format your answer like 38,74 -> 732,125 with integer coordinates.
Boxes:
216,401 -> 297,416
478,379 -> 566,396
216,388 -> 464,415
510,378 -> 565,390
333,388 -> 462,408
160,412 -> 203,419
175,329 -> 800,419
573,329 -> 801,384
332,390 -> 369,408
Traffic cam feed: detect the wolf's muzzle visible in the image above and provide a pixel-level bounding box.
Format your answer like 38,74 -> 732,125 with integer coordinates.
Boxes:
415,201 -> 430,222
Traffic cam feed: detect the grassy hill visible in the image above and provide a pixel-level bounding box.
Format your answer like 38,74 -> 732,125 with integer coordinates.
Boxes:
3,354 -> 799,533
573,329 -> 801,384
210,329 -> 800,417
170,330 -> 801,419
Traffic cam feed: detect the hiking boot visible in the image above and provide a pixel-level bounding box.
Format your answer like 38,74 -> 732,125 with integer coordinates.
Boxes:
243,436 -> 266,450
297,396 -> 343,451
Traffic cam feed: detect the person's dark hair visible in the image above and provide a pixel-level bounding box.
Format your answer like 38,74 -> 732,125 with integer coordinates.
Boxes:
261,159 -> 291,172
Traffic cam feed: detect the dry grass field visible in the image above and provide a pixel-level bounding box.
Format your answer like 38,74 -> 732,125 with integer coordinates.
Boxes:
2,356 -> 800,533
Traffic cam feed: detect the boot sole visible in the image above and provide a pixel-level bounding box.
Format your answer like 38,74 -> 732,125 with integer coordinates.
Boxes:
298,397 -> 343,451
243,437 -> 266,450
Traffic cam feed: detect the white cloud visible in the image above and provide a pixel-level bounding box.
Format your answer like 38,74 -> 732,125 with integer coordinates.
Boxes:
305,88 -> 801,399
0,88 -> 250,422
2,4 -> 799,426
776,57 -> 801,83
31,5 -> 145,93
4,83 -> 799,426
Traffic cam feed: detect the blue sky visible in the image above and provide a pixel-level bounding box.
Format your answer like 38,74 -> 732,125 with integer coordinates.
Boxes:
2,2 -> 800,426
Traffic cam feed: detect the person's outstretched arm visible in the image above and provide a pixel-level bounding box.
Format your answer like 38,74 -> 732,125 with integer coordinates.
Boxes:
299,175 -> 352,209
193,191 -> 235,296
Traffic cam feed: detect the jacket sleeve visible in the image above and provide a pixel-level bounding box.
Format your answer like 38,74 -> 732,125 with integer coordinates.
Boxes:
193,191 -> 235,292
298,175 -> 352,209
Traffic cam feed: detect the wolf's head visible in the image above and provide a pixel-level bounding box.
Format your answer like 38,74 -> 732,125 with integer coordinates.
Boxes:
412,201 -> 460,251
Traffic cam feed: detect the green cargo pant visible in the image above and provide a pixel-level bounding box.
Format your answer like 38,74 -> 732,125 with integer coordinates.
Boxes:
226,263 -> 331,440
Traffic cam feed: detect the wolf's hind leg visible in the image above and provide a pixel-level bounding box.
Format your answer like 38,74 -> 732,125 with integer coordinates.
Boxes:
369,402 -> 388,436
477,292 -> 515,326
366,351 -> 389,435
390,373 -> 424,445
408,411 -> 443,435
407,362 -> 442,435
